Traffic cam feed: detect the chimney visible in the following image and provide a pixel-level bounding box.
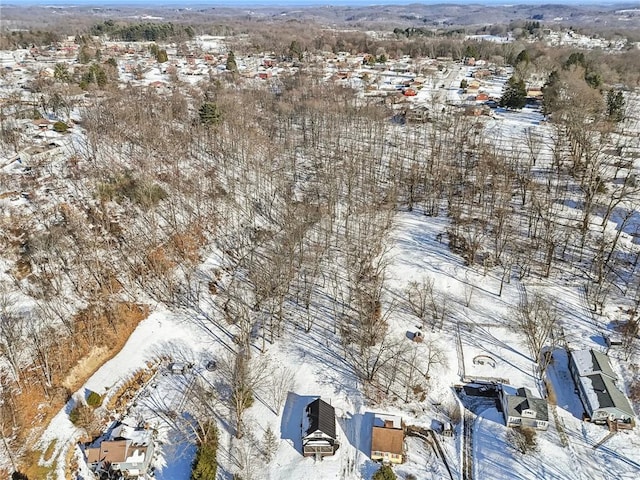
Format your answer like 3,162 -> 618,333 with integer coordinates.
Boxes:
384,420 -> 394,429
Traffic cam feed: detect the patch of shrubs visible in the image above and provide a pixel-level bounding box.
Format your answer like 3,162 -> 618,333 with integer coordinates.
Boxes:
52,121 -> 68,133
86,390 -> 103,408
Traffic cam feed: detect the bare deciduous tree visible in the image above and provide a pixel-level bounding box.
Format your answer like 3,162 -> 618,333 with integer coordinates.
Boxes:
219,350 -> 270,439
512,290 -> 559,377
0,295 -> 25,385
507,426 -> 538,455
405,277 -> 434,327
263,364 -> 296,414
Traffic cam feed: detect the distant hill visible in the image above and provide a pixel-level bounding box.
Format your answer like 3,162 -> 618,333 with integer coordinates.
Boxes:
2,2 -> 640,30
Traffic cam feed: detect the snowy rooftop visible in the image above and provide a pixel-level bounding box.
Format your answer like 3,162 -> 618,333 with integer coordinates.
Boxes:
570,349 -> 617,379
502,385 -> 549,422
570,350 -> 634,418
110,420 -> 153,447
373,413 -> 402,429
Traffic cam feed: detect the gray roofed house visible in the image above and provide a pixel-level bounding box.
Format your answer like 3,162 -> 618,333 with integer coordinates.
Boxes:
302,398 -> 339,458
569,349 -> 635,426
500,385 -> 549,430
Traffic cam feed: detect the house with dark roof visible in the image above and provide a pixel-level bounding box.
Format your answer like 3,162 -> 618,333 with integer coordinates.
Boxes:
569,349 -> 635,426
302,398 -> 339,458
371,414 -> 405,464
500,386 -> 549,430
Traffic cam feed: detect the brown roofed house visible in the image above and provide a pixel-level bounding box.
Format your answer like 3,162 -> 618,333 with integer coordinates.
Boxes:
84,420 -> 155,477
371,414 -> 405,464
32,118 -> 51,130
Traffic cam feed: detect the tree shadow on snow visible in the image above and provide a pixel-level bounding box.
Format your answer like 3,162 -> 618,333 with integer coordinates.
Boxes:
280,392 -> 317,454
360,460 -> 380,480
337,411 -> 374,458
545,348 -> 585,420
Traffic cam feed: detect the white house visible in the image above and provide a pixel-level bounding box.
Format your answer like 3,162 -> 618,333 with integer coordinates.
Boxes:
500,385 -> 549,430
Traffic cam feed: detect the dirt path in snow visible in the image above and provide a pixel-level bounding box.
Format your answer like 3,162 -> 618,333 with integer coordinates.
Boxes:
462,410 -> 474,480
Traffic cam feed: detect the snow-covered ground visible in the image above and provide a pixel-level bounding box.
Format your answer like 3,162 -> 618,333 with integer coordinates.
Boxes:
2,38 -> 640,480
30,201 -> 640,479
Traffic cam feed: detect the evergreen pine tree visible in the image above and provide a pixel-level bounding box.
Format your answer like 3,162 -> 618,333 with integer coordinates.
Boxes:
54,63 -> 70,82
515,49 -> 530,65
199,102 -> 221,126
226,51 -> 238,72
191,423 -> 218,480
372,465 -> 397,480
541,70 -> 560,116
606,89 -> 625,122
263,425 -> 278,462
500,75 -> 527,110
157,49 -> 168,63
288,40 -> 303,61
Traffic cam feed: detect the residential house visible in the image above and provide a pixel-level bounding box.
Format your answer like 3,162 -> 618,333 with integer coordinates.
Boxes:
405,105 -> 429,123
32,118 -> 51,130
302,398 -> 339,458
465,79 -> 481,94
569,349 -> 635,426
500,386 -> 549,430
85,420 -> 155,478
472,69 -> 492,79
371,414 -> 405,464
463,105 -> 488,116
21,141 -> 65,165
526,86 -> 543,98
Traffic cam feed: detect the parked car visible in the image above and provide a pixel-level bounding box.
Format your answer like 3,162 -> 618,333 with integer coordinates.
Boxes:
166,362 -> 193,375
